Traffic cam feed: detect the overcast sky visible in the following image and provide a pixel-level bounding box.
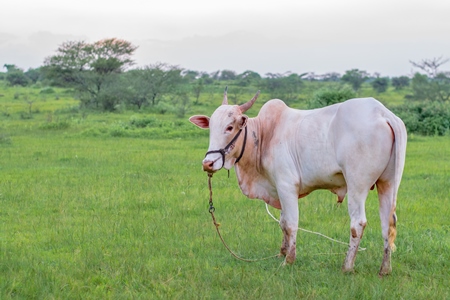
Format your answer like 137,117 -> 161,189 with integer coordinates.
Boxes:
1,0 -> 450,77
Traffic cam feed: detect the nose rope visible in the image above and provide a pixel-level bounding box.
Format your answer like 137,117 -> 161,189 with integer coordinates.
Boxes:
207,173 -> 279,262
205,126 -> 248,169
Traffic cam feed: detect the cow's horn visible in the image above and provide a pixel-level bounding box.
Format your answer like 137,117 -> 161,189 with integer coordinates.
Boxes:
240,90 -> 260,113
222,86 -> 228,105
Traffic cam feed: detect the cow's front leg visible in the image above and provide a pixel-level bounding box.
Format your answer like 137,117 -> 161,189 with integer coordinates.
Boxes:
278,211 -> 288,258
278,188 -> 299,264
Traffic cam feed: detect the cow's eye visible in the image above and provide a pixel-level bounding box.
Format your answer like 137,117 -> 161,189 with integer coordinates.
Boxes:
226,126 -> 233,132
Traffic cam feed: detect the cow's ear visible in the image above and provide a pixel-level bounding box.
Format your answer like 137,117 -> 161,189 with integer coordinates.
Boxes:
189,115 -> 210,129
239,115 -> 248,128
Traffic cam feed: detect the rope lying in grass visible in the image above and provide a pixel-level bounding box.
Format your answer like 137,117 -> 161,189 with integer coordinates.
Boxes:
264,203 -> 366,252
208,173 -> 279,262
207,174 -> 365,263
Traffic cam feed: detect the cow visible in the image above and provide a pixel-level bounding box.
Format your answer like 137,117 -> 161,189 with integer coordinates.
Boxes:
189,88 -> 407,276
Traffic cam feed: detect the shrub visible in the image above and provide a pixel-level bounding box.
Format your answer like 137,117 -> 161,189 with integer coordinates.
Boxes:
392,101 -> 450,136
129,115 -> 160,128
40,87 -> 56,94
308,84 -> 356,108
154,101 -> 174,115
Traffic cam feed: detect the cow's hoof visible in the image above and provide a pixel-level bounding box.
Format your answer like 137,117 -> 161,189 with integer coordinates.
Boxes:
342,266 -> 355,274
285,255 -> 295,265
378,267 -> 392,277
282,258 -> 295,267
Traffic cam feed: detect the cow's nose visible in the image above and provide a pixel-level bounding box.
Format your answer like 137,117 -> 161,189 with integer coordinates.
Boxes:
202,160 -> 215,172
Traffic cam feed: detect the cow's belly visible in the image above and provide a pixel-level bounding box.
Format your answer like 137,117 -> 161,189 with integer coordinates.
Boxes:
299,171 -> 348,202
301,170 -> 346,192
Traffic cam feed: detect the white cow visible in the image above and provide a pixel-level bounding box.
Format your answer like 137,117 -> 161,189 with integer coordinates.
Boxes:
189,89 -> 407,276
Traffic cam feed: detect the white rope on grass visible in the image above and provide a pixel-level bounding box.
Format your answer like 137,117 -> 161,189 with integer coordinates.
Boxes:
264,203 -> 366,251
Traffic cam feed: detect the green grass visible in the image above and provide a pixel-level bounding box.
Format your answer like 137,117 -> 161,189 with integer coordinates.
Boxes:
0,84 -> 449,299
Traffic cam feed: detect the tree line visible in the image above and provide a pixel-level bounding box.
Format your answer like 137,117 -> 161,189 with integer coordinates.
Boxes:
1,38 -> 449,135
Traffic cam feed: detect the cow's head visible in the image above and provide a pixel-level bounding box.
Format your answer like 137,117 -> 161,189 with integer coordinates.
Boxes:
189,88 -> 259,173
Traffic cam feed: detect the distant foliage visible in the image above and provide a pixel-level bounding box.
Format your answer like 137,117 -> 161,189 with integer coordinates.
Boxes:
392,101 -> 450,136
371,77 -> 390,94
341,69 -> 368,91
129,115 -> 160,128
391,76 -> 410,90
264,72 -> 306,104
219,70 -> 237,81
409,57 -> 450,102
43,38 -> 138,110
410,72 -> 450,102
236,70 -> 262,87
308,84 -> 356,108
40,87 -> 56,94
6,69 -> 29,86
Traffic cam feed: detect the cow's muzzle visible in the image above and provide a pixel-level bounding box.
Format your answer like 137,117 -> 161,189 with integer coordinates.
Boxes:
202,157 -> 220,173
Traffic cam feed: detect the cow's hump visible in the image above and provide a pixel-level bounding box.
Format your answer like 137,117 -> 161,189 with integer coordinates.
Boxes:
258,99 -> 288,119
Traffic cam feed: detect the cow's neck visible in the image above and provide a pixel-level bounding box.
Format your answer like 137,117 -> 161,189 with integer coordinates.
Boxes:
233,117 -> 277,202
235,117 -> 261,171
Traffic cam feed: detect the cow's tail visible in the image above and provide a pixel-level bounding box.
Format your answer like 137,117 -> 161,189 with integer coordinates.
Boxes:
386,115 -> 407,252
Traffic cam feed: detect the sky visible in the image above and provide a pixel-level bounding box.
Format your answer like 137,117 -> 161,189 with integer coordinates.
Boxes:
1,0 -> 450,77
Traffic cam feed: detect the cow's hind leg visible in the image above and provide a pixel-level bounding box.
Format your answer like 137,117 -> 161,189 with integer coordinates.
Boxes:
342,188 -> 368,273
377,180 -> 397,276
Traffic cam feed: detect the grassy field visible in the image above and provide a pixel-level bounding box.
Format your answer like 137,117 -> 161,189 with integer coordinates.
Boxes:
0,84 -> 449,299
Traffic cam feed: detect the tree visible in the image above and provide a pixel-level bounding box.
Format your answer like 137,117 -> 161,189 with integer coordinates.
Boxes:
264,72 -> 306,104
3,64 -> 18,72
409,56 -> 449,78
25,68 -> 41,84
410,57 -> 450,102
192,78 -> 204,104
43,38 -> 137,110
182,70 -> 199,82
210,70 -> 220,80
219,70 -> 237,81
371,77 -> 389,94
391,76 -> 410,90
320,72 -> 341,82
125,63 -> 184,109
5,66 -> 29,86
199,72 -> 214,85
411,72 -> 450,102
341,69 -> 368,91
236,70 -> 261,87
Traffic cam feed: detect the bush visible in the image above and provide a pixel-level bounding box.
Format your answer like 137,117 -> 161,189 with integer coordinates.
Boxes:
392,101 -> 450,136
40,87 -> 56,94
154,101 -> 174,114
6,70 -> 30,86
129,115 -> 160,128
308,84 -> 356,108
